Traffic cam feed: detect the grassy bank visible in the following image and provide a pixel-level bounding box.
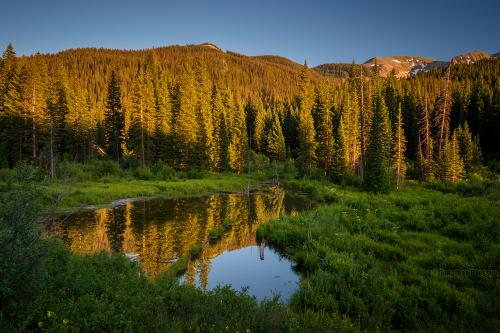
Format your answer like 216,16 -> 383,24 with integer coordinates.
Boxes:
257,179 -> 500,331
0,161 -> 267,212
41,173 -> 261,212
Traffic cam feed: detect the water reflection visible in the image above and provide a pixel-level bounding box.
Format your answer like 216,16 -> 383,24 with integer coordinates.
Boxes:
48,187 -> 314,284
181,245 -> 300,302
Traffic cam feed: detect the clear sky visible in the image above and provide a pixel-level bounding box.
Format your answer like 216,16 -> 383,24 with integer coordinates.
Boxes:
1,0 -> 499,66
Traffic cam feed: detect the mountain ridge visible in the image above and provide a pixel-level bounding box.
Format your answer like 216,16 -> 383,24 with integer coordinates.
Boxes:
314,49 -> 496,78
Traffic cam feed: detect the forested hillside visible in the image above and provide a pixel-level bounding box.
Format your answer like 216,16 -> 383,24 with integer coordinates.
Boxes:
0,43 -> 499,188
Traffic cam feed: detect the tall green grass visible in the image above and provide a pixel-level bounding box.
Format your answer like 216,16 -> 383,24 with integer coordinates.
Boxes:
258,180 -> 500,331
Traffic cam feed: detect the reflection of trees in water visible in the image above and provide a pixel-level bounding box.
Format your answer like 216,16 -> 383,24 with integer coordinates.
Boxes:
52,189 -> 303,278
105,207 -> 126,252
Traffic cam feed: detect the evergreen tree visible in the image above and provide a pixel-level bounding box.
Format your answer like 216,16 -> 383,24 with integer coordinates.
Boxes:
266,113 -> 286,161
298,61 -> 314,114
194,61 -> 214,169
418,95 -> 435,181
104,70 -> 124,162
22,56 -> 48,160
46,71 -> 69,178
210,86 -> 224,171
153,69 -> 172,163
435,65 -> 452,159
129,70 -> 156,167
65,87 -> 91,161
330,116 -> 348,183
482,78 -> 500,158
172,65 -> 198,169
385,70 -> 399,128
364,93 -> 392,192
228,98 -> 247,173
314,84 -> 334,176
393,105 -> 407,189
246,99 -> 266,153
296,109 -> 317,176
340,91 -> 360,173
442,130 -> 464,183
0,43 -> 23,167
467,75 -> 489,136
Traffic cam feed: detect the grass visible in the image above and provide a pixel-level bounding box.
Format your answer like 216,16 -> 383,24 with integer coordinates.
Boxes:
41,173 -> 262,212
257,179 -> 500,332
2,162 -> 499,331
0,160 -> 277,212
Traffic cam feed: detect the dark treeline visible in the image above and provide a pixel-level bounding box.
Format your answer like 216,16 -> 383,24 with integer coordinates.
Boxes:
0,43 -> 499,190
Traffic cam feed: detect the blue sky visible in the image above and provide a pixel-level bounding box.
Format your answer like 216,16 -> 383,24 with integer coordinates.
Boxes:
1,0 -> 499,66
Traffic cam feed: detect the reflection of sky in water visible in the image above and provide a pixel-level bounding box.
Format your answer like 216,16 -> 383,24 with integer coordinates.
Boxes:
180,245 -> 299,302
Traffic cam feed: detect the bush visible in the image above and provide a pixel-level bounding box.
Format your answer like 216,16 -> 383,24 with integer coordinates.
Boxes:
82,159 -> 123,179
151,161 -> 177,181
133,167 -> 155,180
0,171 -> 45,328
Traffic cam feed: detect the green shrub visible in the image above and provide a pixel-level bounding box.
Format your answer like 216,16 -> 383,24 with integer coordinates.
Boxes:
151,160 -> 177,181
82,159 -> 123,179
133,167 -> 155,180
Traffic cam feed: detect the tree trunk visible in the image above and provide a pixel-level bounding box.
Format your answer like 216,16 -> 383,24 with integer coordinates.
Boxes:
50,119 -> 55,179
359,69 -> 365,180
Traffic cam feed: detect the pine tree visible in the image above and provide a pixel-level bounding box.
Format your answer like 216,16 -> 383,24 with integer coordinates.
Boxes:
104,70 -> 124,162
246,99 -> 266,153
194,61 -> 214,169
364,93 -> 392,192
435,65 -> 452,160
418,95 -> 435,181
228,98 -> 247,173
21,56 -> 48,160
330,116 -> 348,183
153,69 -> 172,163
467,75 -> 489,136
340,91 -> 360,173
385,70 -> 399,128
0,43 -> 24,167
266,113 -> 286,161
442,130 -> 464,183
129,71 -> 156,167
46,70 -> 69,178
298,61 -> 314,114
296,109 -> 317,176
210,86 -> 224,171
482,78 -> 499,158
393,105 -> 407,189
172,65 -> 198,169
314,84 -> 334,176
65,86 -> 91,161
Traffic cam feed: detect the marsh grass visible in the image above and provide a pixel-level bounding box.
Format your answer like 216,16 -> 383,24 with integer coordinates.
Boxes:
257,179 -> 500,331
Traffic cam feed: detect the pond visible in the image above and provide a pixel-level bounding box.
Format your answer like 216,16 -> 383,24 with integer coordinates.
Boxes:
46,186 -> 315,302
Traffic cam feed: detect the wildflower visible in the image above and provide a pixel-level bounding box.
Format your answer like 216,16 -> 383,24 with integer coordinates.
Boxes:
47,310 -> 55,318
63,319 -> 69,325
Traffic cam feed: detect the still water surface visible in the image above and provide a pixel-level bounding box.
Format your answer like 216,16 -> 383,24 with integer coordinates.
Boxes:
48,186 -> 314,301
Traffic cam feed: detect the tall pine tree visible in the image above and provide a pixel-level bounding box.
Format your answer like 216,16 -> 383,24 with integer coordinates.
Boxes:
104,70 -> 124,162
365,93 -> 392,192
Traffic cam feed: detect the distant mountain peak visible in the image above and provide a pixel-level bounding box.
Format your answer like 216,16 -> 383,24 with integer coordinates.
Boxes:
451,50 -> 490,64
198,42 -> 222,52
363,56 -> 436,78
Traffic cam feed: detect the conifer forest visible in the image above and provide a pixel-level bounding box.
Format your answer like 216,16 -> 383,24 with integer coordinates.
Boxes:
1,1 -> 499,331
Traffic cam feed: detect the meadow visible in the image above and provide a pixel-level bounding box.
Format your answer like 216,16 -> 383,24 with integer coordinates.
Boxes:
0,163 -> 499,332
